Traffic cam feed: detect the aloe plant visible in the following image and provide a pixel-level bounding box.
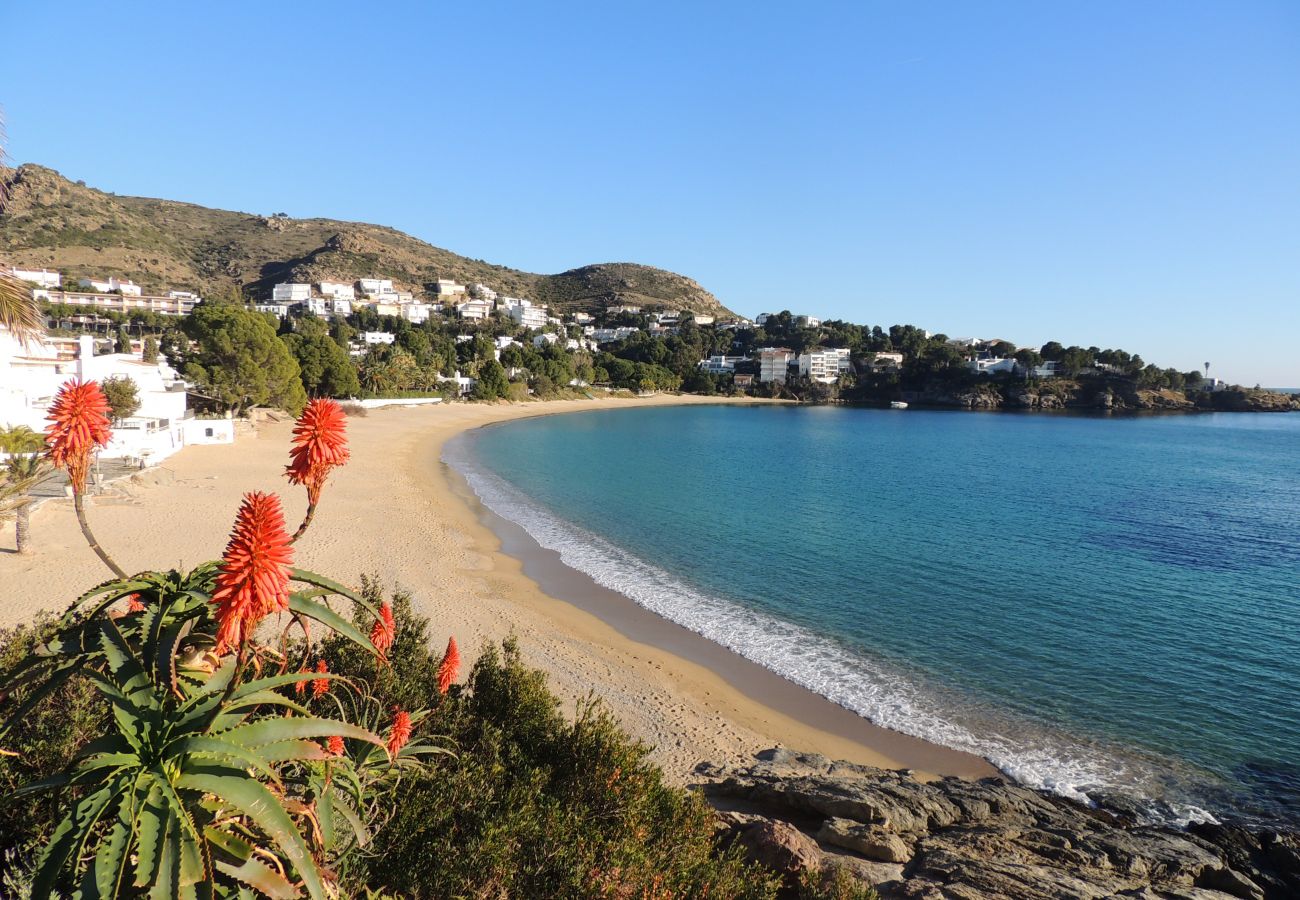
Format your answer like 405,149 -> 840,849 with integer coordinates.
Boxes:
0,393 -> 450,898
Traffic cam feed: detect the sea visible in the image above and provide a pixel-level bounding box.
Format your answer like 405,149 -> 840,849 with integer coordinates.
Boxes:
444,405 -> 1300,829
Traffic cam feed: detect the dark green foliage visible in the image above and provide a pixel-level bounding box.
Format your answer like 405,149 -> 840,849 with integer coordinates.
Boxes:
322,589 -> 781,899
472,359 -> 510,400
142,335 -> 159,363
178,303 -> 307,413
282,316 -> 362,398
100,374 -> 140,422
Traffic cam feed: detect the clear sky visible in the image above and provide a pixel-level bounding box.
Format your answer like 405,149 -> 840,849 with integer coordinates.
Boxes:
3,1 -> 1298,385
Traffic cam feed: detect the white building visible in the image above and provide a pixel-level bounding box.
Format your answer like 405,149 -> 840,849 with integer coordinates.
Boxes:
456,300 -> 494,321
317,281 -> 356,301
569,312 -> 594,325
255,303 -> 292,318
432,279 -> 467,298
166,290 -> 199,301
693,315 -> 716,326
356,278 -> 395,297
755,313 -> 774,326
591,326 -> 640,344
699,355 -> 747,374
796,315 -> 821,329
41,290 -> 197,316
302,298 -> 329,317
508,300 -> 548,330
968,357 -> 1017,375
533,332 -> 559,347
799,348 -> 852,383
272,283 -> 312,305
608,305 -> 641,315
401,303 -> 433,324
758,348 -> 795,383
328,298 -> 353,316
470,283 -> 498,302
866,351 -> 904,371
0,331 -> 197,463
8,267 -> 62,289
362,331 -> 395,345
79,276 -> 142,297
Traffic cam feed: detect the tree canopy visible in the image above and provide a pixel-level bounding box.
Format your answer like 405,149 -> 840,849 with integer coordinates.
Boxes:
179,303 -> 306,413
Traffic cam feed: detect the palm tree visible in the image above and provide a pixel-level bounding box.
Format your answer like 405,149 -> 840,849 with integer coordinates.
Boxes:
0,424 -> 45,454
0,453 -> 54,555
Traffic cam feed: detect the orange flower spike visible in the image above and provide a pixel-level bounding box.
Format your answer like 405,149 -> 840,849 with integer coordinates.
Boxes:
312,659 -> 330,699
210,492 -> 295,656
285,399 -> 350,506
44,379 -> 113,495
294,666 -> 309,696
370,602 -> 396,660
387,707 -> 412,758
326,735 -> 345,757
436,636 -> 460,695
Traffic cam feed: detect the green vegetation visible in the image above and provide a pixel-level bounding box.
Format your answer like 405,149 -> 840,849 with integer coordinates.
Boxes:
281,315 -> 361,398
100,375 -> 140,422
177,303 -> 307,414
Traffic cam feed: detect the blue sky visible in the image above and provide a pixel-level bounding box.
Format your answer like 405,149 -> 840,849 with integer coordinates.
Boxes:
3,1 -> 1298,385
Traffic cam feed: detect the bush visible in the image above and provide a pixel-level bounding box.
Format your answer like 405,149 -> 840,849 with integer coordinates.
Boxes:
321,588 -> 781,899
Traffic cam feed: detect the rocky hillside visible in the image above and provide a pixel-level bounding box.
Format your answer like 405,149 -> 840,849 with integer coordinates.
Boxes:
0,164 -> 735,317
703,749 -> 1299,899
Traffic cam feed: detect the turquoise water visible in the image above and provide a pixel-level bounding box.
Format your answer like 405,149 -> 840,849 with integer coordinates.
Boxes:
447,406 -> 1300,827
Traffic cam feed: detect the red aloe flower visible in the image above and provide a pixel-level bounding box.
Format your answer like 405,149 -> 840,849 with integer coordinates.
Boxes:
285,399 -> 350,506
386,707 -> 412,757
312,659 -> 330,699
436,636 -> 460,695
125,593 -> 145,613
370,602 -> 396,660
326,734 -> 344,757
44,379 -> 113,495
210,492 -> 294,655
294,666 -> 309,696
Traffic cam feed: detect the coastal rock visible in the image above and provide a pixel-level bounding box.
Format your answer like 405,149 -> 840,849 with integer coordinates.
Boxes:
697,750 -> 1300,900
731,819 -> 822,885
817,818 -> 913,862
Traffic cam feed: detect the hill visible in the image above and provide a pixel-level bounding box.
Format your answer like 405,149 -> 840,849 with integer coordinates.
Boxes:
0,164 -> 735,317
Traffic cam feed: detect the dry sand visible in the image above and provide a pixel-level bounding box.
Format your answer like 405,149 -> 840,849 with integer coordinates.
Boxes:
0,395 -> 996,782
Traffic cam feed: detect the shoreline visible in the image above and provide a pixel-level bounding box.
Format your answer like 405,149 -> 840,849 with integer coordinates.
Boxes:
0,394 -> 995,783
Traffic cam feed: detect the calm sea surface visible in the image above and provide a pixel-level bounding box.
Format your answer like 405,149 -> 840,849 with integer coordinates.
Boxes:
447,405 -> 1300,827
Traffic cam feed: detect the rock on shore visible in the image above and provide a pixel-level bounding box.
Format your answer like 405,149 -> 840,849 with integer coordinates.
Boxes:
697,749 -> 1300,899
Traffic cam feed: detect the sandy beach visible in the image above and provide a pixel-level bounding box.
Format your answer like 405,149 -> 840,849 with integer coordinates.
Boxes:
0,395 -> 995,782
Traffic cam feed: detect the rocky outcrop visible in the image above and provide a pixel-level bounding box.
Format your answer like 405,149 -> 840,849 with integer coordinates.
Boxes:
700,749 -> 1300,900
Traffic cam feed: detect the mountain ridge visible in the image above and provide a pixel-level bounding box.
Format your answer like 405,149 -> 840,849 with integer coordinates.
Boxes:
0,164 -> 735,317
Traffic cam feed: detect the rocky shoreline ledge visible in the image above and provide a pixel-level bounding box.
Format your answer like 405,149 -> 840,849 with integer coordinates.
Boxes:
697,749 -> 1299,899
893,382 -> 1300,413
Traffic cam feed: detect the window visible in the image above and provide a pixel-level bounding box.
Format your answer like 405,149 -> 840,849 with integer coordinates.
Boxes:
204,428 -> 214,438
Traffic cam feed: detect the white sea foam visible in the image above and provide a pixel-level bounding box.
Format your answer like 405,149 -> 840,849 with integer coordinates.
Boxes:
445,438 -> 1219,826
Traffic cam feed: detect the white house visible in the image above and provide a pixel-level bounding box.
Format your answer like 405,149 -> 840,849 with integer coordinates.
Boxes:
456,300 -> 494,321
568,312 -> 594,325
591,327 -> 639,343
758,348 -> 795,383
470,283 -> 498,302
317,281 -> 356,301
608,305 -> 641,315
328,298 -> 353,316
432,279 -> 467,298
866,351 -> 904,371
968,357 -> 1017,375
796,315 -> 821,329
272,283 -> 312,305
79,276 -> 142,297
302,297 -> 329,316
799,348 -> 852,383
255,303 -> 292,318
356,278 -> 395,297
8,267 -> 62,289
533,332 -> 559,348
693,315 -> 716,326
699,355 -> 747,374
400,303 -> 433,324
0,331 -> 196,464
362,331 -> 396,345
